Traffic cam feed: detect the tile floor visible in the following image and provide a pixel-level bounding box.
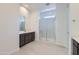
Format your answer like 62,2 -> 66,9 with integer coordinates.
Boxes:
12,41 -> 68,55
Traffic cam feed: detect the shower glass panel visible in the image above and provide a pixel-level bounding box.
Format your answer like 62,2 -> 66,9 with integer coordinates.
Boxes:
39,6 -> 56,42
39,18 -> 56,41
46,18 -> 56,41
39,18 -> 48,40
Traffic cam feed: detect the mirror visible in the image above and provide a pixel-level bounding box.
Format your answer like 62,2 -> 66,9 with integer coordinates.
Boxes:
19,16 -> 26,32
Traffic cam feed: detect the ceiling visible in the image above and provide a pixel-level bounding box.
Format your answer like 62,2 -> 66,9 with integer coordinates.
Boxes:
22,3 -> 56,11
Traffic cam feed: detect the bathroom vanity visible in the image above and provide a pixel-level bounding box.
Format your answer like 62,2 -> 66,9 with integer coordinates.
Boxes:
19,32 -> 35,47
72,36 -> 79,55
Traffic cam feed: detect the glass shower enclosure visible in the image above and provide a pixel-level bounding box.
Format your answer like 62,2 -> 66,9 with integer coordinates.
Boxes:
39,5 -> 56,42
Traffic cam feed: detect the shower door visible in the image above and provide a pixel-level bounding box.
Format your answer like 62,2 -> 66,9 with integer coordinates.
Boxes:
46,18 -> 56,41
39,4 -> 56,42
39,9 -> 56,42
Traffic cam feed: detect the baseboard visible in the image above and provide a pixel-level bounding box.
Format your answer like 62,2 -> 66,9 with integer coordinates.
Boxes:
56,41 -> 68,48
0,48 -> 19,55
9,48 -> 20,55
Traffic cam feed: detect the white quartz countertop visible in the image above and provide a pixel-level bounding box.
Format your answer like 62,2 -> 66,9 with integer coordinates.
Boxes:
72,34 -> 79,43
19,31 -> 34,34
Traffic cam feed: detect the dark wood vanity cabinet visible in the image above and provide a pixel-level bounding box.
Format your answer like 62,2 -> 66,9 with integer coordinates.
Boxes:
19,32 -> 35,47
72,39 -> 79,55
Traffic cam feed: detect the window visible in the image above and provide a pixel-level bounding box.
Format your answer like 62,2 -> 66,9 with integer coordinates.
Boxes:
40,7 -> 56,20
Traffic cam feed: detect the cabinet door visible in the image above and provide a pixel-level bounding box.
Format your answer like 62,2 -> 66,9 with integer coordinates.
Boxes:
24,33 -> 29,44
73,44 -> 78,55
19,34 -> 25,47
77,44 -> 79,55
31,32 -> 35,41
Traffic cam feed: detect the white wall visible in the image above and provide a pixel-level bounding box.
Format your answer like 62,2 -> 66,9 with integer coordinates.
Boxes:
70,4 -> 79,36
69,3 -> 79,54
56,3 -> 69,48
29,10 -> 39,41
0,4 -> 19,54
